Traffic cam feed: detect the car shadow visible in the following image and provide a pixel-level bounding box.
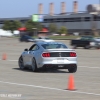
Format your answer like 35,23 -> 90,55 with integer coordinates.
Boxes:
13,68 -> 69,73
37,69 -> 69,73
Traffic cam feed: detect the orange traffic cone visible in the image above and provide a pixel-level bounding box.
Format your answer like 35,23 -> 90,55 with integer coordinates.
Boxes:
2,53 -> 7,60
67,74 -> 76,90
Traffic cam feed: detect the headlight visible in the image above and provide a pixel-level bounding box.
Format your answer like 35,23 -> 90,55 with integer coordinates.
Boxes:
90,42 -> 95,46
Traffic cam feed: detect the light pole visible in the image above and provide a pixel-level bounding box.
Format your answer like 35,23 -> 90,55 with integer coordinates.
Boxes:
91,13 -> 98,36
99,0 -> 100,12
32,28 -> 37,36
98,0 -> 100,35
81,16 -> 84,35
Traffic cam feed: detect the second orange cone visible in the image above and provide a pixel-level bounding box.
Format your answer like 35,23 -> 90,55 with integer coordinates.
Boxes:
2,53 -> 7,60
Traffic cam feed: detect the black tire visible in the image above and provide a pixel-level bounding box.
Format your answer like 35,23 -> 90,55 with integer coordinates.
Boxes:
31,58 -> 38,72
84,45 -> 90,49
18,56 -> 25,70
96,47 -> 100,49
68,65 -> 77,73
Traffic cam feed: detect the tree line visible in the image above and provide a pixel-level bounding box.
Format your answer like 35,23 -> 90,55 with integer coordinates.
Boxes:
2,20 -> 67,35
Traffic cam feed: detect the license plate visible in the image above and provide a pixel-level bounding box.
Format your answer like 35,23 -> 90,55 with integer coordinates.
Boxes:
57,58 -> 64,63
58,65 -> 64,67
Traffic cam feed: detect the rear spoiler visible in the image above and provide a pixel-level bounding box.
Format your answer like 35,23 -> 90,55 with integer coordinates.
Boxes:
44,49 -> 75,52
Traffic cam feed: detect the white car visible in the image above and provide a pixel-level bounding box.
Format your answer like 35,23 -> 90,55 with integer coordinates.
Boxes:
34,37 -> 55,42
18,42 -> 77,73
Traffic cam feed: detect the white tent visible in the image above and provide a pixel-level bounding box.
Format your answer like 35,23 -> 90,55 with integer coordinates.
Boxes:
0,29 -> 13,37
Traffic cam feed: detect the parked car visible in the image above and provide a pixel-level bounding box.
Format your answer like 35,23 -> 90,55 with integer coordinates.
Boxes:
18,42 -> 77,73
70,36 -> 100,49
34,37 -> 55,42
19,35 -> 35,42
94,37 -> 100,42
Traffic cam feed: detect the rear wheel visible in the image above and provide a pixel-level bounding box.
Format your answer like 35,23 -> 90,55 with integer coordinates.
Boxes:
68,65 -> 77,73
96,46 -> 100,49
18,56 -> 25,70
31,58 -> 38,72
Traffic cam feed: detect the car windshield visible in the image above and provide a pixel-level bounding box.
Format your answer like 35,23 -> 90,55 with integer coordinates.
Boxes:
42,43 -> 68,49
81,36 -> 94,41
24,35 -> 34,39
44,37 -> 51,40
38,37 -> 51,40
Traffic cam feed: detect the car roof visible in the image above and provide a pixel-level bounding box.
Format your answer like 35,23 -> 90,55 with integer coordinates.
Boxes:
81,35 -> 93,38
36,41 -> 64,45
23,35 -> 34,38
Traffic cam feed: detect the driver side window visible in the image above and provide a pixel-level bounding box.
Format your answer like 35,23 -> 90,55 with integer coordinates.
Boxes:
29,44 -> 39,51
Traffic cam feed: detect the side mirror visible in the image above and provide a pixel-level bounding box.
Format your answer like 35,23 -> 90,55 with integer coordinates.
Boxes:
24,48 -> 28,51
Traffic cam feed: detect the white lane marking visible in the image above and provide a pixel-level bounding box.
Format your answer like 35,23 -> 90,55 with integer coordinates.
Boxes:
0,81 -> 100,96
7,60 -> 18,62
6,97 -> 22,100
0,59 -> 18,61
79,66 -> 100,69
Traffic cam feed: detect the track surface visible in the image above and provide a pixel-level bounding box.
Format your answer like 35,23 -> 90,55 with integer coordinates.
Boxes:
0,37 -> 100,100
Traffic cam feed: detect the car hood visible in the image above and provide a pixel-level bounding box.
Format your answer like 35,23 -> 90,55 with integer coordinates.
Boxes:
34,39 -> 54,42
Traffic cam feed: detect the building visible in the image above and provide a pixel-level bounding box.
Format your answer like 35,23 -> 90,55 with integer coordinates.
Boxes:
42,12 -> 100,35
0,1 -> 100,35
0,17 -> 31,28
0,12 -> 100,35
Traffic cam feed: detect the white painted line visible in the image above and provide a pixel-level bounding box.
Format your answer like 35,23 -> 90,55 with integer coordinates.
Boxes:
7,60 -> 18,62
0,59 -> 18,61
0,81 -> 100,96
79,66 -> 88,68
79,66 -> 100,69
7,97 -> 22,100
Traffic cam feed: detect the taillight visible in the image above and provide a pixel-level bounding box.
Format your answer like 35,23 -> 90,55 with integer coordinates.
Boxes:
70,52 -> 76,57
42,53 -> 50,57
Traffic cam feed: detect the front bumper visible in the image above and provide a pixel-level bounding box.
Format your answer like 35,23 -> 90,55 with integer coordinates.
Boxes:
90,43 -> 100,48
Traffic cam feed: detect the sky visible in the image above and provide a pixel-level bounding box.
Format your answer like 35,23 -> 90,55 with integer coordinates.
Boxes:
0,0 -> 99,18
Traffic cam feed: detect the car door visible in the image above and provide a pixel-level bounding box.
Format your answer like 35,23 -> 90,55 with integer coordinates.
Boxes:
27,44 -> 40,65
22,45 -> 38,66
23,49 -> 30,66
23,35 -> 27,41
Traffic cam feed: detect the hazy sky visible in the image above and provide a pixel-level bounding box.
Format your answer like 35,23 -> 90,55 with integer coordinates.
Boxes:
0,0 -> 99,18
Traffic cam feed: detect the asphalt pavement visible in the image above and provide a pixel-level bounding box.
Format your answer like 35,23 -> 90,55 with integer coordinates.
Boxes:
0,37 -> 100,100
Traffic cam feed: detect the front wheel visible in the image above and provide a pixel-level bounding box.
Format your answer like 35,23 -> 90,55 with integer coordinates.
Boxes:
18,56 -> 25,70
84,45 -> 90,49
31,58 -> 38,72
72,45 -> 77,49
68,65 -> 77,73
